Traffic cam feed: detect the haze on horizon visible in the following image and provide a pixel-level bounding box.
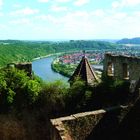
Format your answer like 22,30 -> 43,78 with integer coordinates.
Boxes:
0,0 -> 140,40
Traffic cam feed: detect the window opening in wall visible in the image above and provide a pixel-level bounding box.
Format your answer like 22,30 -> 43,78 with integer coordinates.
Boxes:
123,63 -> 129,79
107,62 -> 114,76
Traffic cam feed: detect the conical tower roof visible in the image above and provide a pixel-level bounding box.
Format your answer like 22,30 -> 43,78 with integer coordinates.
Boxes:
69,56 -> 99,85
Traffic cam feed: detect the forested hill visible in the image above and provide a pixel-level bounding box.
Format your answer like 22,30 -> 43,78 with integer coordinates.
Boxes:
0,40 -> 117,67
117,37 -> 140,44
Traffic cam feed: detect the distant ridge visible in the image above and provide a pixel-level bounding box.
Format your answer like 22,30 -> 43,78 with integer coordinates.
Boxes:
117,37 -> 140,44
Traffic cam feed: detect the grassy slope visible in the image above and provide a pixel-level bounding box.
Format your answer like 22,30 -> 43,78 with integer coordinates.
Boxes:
0,40 -> 117,67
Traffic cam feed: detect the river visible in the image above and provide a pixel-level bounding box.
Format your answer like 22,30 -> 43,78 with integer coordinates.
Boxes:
32,56 -> 69,82
32,56 -> 103,82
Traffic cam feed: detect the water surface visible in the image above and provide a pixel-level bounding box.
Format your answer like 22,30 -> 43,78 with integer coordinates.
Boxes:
32,56 -> 69,82
32,56 -> 103,82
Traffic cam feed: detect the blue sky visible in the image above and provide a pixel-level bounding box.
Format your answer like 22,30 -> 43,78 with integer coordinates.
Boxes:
0,0 -> 140,40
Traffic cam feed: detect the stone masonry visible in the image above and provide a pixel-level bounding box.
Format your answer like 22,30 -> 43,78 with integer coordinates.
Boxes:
50,106 -> 130,140
104,53 -> 140,92
7,62 -> 32,76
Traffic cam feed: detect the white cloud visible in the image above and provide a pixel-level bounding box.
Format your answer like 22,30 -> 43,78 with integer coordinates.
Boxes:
0,24 -> 6,28
91,9 -> 104,17
114,12 -> 127,19
36,14 -> 59,24
68,11 -> 139,38
55,0 -> 71,2
51,5 -> 68,12
10,7 -> 39,16
122,0 -> 140,6
94,10 -> 140,38
0,12 -> 3,16
112,1 -> 120,8
32,8 -> 140,39
63,19 -> 95,38
0,0 -> 3,5
10,18 -> 31,25
74,0 -> 90,6
38,0 -> 49,3
36,11 -> 95,38
133,11 -> 140,16
112,0 -> 140,8
0,0 -> 3,8
12,4 -> 22,8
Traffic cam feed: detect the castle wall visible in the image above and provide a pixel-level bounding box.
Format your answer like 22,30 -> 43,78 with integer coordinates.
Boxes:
7,63 -> 32,76
104,53 -> 140,81
15,63 -> 32,76
50,106 -> 129,140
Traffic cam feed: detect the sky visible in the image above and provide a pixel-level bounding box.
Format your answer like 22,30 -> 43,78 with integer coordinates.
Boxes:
0,0 -> 140,40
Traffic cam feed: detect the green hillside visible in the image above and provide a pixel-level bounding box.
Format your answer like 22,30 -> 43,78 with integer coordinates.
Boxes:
0,40 -> 117,67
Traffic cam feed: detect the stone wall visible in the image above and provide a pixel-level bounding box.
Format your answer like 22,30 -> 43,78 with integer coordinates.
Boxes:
15,63 -> 32,76
104,53 -> 140,92
7,63 -> 32,76
50,118 -> 72,140
104,53 -> 140,81
50,106 -> 130,140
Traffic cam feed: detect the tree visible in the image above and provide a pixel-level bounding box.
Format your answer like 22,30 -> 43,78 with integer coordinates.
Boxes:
0,67 -> 41,112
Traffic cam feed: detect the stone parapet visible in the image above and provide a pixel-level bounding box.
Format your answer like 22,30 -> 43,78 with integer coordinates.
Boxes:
50,106 -> 129,140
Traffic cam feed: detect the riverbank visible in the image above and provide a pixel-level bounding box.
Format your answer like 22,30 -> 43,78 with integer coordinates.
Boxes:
33,54 -> 54,61
32,53 -> 62,61
51,59 -> 73,78
32,51 -> 87,81
32,56 -> 69,82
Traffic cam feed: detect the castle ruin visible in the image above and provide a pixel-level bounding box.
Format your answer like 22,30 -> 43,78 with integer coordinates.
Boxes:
50,53 -> 140,140
7,62 -> 32,77
104,53 -> 140,92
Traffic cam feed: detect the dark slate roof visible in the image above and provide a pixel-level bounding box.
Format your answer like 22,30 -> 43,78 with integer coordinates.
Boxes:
69,56 -> 99,85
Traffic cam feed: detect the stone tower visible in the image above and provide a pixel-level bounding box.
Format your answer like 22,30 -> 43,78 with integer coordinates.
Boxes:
69,55 -> 99,85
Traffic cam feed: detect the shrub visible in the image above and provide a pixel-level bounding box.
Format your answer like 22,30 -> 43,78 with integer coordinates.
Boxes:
0,67 -> 41,112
